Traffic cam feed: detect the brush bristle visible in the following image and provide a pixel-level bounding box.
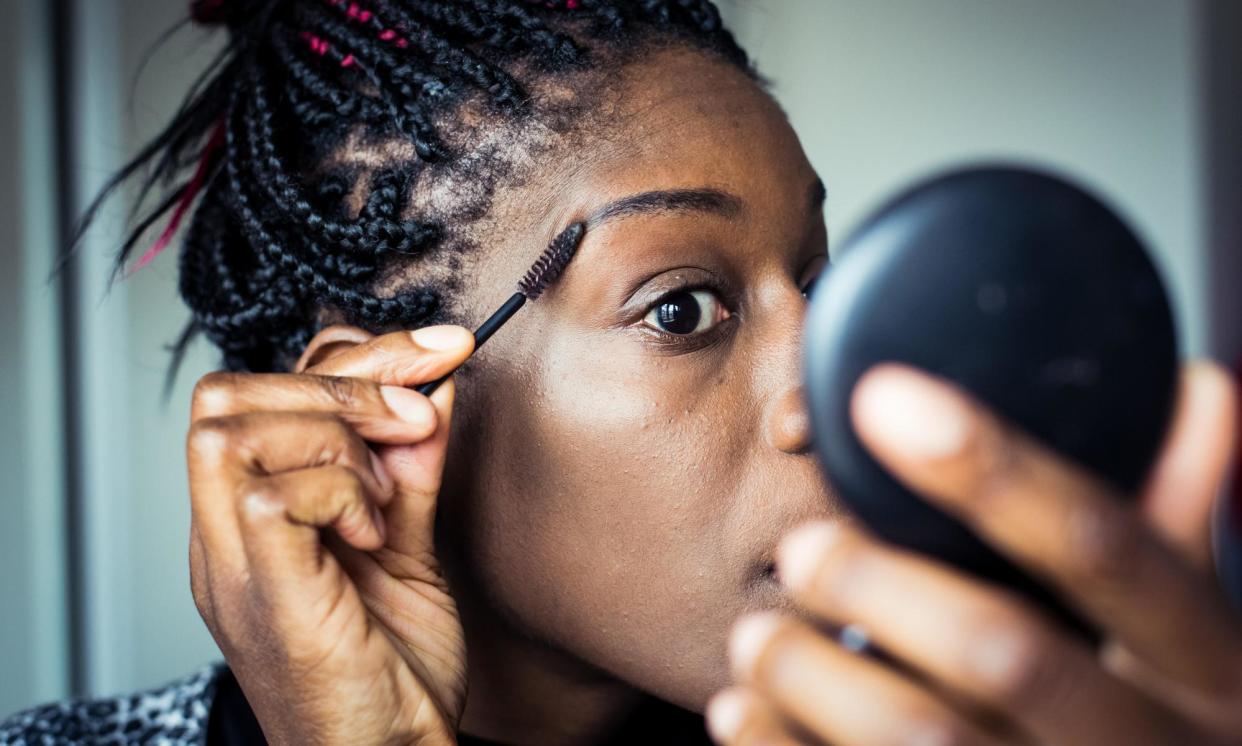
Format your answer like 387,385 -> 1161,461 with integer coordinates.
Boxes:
517,221 -> 586,300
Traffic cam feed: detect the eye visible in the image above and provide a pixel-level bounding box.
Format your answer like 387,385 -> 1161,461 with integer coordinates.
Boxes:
801,256 -> 829,300
643,289 -> 729,335
801,274 -> 820,300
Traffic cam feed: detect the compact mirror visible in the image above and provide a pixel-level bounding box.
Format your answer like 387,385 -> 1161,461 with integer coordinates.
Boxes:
803,166 -> 1179,636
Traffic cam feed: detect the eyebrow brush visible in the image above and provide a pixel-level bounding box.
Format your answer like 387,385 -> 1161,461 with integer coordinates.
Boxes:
416,221 -> 587,396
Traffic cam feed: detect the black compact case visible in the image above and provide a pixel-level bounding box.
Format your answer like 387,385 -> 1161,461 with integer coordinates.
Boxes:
802,166 -> 1179,637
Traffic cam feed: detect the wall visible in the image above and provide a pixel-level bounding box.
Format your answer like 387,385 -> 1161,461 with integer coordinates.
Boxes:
115,0 -> 225,694
63,0 -> 227,695
721,0 -> 1209,355
0,0 -> 69,716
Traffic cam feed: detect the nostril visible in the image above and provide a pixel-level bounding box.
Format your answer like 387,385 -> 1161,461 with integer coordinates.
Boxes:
763,562 -> 780,584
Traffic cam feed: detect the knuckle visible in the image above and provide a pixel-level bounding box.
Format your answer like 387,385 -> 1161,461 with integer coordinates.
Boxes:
186,417 -> 236,461
191,372 -> 238,418
1064,501 -> 1143,586
318,375 -> 363,410
236,480 -> 284,526
310,421 -> 368,470
968,426 -> 1022,507
327,466 -> 369,511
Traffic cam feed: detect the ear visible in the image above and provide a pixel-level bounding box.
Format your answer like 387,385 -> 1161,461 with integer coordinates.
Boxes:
294,325 -> 375,373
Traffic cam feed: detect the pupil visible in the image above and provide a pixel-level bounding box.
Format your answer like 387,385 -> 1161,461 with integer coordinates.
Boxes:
657,291 -> 702,334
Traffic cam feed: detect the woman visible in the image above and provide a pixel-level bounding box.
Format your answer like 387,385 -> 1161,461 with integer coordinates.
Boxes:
4,0 -> 1241,743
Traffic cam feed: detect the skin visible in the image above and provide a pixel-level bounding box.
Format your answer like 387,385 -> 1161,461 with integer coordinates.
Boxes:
434,47 -> 833,736
185,45 -> 1242,746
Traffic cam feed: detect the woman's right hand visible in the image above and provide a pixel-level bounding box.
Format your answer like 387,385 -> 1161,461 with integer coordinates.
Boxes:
186,326 -> 476,746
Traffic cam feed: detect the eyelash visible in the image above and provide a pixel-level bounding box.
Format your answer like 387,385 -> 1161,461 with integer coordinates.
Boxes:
635,271 -> 822,353
638,283 -> 735,351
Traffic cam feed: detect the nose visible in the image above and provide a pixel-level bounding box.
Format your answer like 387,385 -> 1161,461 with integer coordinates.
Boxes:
765,385 -> 813,454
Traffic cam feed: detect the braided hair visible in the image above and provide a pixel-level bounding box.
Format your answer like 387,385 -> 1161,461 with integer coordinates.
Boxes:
86,0 -> 753,373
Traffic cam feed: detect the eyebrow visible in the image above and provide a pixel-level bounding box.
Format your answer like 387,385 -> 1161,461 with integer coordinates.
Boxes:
584,176 -> 827,229
585,188 -> 743,229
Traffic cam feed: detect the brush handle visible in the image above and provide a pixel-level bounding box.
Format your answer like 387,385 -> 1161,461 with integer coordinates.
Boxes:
415,292 -> 527,397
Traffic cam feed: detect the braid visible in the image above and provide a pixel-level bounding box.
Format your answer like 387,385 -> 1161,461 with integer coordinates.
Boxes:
293,8 -> 453,158
245,70 -> 437,264
87,0 -> 754,373
226,80 -> 439,330
275,32 -> 390,129
349,1 -> 530,109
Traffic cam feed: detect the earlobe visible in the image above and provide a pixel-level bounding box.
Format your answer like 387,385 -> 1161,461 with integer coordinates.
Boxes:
294,325 -> 376,373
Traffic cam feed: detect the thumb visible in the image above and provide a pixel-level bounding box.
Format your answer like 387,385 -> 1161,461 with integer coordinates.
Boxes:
1139,361 -> 1237,571
375,375 -> 459,559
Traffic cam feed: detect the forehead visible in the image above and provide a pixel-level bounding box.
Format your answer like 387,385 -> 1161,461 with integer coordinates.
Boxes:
577,47 -> 812,203
461,47 -> 817,310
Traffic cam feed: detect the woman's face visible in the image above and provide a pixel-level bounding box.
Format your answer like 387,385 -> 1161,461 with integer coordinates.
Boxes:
437,46 -> 840,711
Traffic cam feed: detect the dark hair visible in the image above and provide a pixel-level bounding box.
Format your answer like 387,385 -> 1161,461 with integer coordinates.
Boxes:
85,0 -> 753,373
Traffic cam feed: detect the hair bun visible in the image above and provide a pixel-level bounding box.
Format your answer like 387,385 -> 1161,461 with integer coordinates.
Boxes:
190,0 -> 231,26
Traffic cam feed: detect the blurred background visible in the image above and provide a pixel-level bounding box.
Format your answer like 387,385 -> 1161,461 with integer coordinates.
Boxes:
1,0 -> 1239,720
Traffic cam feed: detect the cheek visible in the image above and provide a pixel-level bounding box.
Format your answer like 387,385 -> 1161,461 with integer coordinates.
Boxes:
465,331 -> 760,704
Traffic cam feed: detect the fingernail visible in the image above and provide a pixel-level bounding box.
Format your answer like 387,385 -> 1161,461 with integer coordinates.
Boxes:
371,503 -> 387,544
370,451 -> 394,496
729,612 -> 783,680
381,385 -> 432,426
854,365 -> 974,460
705,690 -> 749,742
411,325 -> 471,351
776,521 -> 838,593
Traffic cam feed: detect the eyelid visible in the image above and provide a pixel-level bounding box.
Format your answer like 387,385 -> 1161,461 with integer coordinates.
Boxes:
799,253 -> 829,289
626,282 -> 738,355
616,266 -> 734,324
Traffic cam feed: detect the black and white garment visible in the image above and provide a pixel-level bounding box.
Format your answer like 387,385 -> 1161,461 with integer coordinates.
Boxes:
0,663 -> 712,745
0,664 -> 264,746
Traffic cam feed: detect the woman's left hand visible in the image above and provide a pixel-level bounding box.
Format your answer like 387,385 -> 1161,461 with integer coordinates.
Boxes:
708,361 -> 1242,746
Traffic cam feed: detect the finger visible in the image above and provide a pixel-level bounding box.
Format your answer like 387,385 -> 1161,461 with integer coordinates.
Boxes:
706,687 -> 800,746
233,467 -> 381,669
729,611 -> 1002,746
187,411 -> 394,577
190,412 -> 392,502
239,464 -> 387,579
308,325 -> 475,386
777,521 -> 1191,746
851,364 -> 1242,696
312,328 -> 470,560
192,371 -> 437,444
372,376 -> 457,560
1140,361 -> 1237,570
